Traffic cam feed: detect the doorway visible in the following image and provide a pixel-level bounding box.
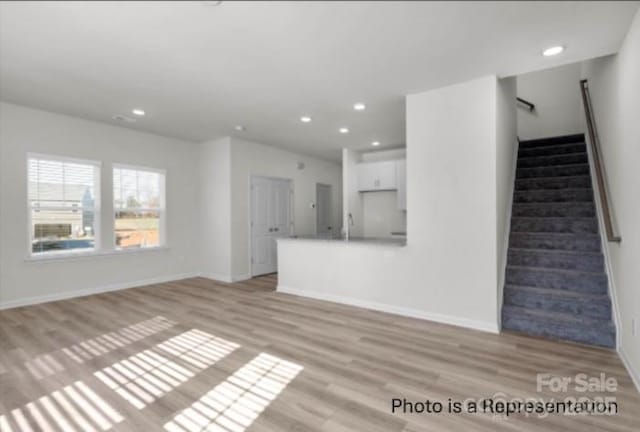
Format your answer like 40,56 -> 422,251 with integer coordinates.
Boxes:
250,176 -> 292,276
315,183 -> 333,237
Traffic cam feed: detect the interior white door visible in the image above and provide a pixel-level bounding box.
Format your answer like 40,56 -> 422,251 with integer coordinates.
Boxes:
270,179 -> 291,271
316,183 -> 332,236
251,177 -> 291,276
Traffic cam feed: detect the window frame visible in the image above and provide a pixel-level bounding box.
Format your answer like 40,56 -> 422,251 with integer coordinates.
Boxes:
112,163 -> 167,251
26,153 -> 102,259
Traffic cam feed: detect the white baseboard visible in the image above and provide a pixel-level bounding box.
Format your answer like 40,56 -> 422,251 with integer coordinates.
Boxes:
231,273 -> 252,282
277,285 -> 499,334
619,346 -> 640,394
200,273 -> 251,283
201,272 -> 233,283
0,272 -> 200,310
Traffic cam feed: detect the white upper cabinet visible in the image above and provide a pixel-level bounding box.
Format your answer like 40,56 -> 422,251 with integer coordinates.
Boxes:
395,159 -> 406,211
357,160 -> 397,191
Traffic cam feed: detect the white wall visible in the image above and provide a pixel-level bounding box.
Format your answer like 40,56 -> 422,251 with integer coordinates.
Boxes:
406,75 -> 500,326
362,192 -> 406,238
342,149 -> 363,238
0,105 -> 344,302
360,148 -> 407,238
279,76 -> 505,332
580,10 -> 640,389
517,62 -> 584,140
344,148 -> 407,239
198,137 -> 233,281
230,137 -> 342,279
0,103 -> 200,307
496,77 -> 518,316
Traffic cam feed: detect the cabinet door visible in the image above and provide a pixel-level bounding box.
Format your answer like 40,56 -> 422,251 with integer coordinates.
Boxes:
357,161 -> 397,191
357,163 -> 377,191
376,161 -> 397,190
396,160 -> 406,210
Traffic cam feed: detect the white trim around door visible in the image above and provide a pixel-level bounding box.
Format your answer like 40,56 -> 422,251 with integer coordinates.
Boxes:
249,175 -> 293,277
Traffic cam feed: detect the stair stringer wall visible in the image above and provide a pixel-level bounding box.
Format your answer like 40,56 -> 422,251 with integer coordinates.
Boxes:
583,128 -> 622,349
497,137 -> 520,330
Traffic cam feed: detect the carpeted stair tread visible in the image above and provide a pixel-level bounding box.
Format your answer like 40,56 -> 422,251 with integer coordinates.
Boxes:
516,163 -> 590,179
510,217 -> 598,234
518,134 -> 586,148
517,152 -> 588,168
506,265 -> 607,294
518,142 -> 586,158
506,264 -> 605,278
503,291 -> 611,319
508,248 -> 604,272
508,232 -> 601,252
512,202 -> 596,218
507,247 -> 603,257
504,284 -> 611,320
505,283 -> 609,301
504,304 -> 611,324
515,175 -> 592,191
513,188 -> 593,203
503,133 -> 613,347
502,305 -> 615,348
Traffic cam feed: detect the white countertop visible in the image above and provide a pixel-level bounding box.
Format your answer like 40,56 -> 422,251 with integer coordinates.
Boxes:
278,236 -> 406,247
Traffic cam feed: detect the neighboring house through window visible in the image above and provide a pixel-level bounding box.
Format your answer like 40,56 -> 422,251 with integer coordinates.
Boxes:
28,154 -> 100,256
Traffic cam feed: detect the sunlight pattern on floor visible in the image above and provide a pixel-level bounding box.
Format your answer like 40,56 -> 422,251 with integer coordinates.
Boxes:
61,316 -> 176,364
156,329 -> 240,369
95,329 -> 238,409
0,381 -> 123,432
23,353 -> 65,381
24,316 -> 175,381
164,353 -> 303,432
95,349 -> 194,410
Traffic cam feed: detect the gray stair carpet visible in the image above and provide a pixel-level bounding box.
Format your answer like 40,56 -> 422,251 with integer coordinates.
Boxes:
502,134 -> 615,348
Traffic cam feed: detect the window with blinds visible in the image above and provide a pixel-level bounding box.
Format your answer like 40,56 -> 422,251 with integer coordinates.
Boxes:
113,165 -> 165,250
28,155 -> 100,255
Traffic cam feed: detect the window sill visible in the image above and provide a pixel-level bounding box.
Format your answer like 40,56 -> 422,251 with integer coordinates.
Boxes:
25,246 -> 170,262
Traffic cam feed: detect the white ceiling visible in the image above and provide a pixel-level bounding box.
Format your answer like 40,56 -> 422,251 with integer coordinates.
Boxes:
1,1 -> 638,161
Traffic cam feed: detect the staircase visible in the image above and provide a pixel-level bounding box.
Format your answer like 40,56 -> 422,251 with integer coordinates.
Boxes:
502,134 -> 616,348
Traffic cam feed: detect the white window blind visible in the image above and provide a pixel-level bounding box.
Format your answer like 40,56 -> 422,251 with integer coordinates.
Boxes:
113,165 -> 165,250
28,155 -> 100,256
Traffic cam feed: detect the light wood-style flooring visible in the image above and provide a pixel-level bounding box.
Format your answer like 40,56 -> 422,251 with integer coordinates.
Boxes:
1,275 -> 638,431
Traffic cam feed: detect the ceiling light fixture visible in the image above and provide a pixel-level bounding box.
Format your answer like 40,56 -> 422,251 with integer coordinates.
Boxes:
339,127 -> 349,134
235,125 -> 246,132
542,46 -> 564,57
132,108 -> 146,116
371,141 -> 380,147
300,116 -> 312,123
353,103 -> 366,111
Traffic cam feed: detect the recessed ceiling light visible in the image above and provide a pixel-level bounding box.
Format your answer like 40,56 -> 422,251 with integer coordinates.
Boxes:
300,116 -> 312,123
132,108 -> 145,116
353,103 -> 366,111
339,127 -> 349,134
371,141 -> 380,147
542,46 -> 564,57
235,125 -> 246,132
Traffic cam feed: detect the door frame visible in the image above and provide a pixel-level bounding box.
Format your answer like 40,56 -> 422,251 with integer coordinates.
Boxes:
249,174 -> 294,277
315,182 -> 332,236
